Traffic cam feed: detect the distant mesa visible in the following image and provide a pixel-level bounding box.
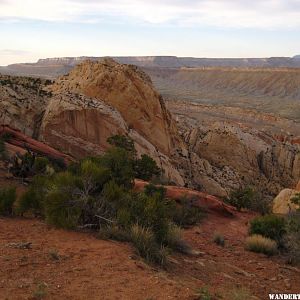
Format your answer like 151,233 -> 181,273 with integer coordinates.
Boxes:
1,55 -> 300,79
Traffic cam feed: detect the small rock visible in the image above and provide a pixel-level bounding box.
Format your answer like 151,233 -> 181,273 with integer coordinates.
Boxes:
6,242 -> 32,249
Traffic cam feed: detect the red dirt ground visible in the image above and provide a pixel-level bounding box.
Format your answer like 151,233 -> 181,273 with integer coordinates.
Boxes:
0,176 -> 299,300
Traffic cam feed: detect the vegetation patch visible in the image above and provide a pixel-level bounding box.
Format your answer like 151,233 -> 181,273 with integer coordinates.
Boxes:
0,187 -> 16,216
13,135 -> 200,266
249,214 -> 286,245
245,234 -> 277,256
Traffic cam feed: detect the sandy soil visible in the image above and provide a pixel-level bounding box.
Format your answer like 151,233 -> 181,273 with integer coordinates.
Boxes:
0,174 -> 299,300
0,212 -> 299,300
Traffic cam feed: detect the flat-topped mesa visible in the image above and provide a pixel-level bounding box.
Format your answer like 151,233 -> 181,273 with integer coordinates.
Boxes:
48,58 -> 182,157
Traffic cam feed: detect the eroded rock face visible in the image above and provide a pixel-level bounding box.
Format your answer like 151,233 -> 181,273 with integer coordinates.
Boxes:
0,75 -> 51,137
172,107 -> 300,197
49,59 -> 182,156
40,59 -> 186,185
1,60 -> 299,196
272,189 -> 300,214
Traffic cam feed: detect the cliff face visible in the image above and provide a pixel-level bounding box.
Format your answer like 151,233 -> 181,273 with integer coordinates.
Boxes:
49,59 -> 182,157
0,75 -> 51,137
169,100 -> 300,197
40,59 -> 186,185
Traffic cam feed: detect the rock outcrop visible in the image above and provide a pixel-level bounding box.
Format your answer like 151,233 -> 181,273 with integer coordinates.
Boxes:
167,100 -> 300,197
48,59 -> 183,156
1,59 -> 299,197
273,188 -> 300,214
0,125 -> 72,164
39,59 -> 186,185
0,75 -> 52,137
134,179 -> 236,217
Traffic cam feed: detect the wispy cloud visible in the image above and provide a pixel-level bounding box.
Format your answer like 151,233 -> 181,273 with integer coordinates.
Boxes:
0,49 -> 32,56
0,0 -> 300,28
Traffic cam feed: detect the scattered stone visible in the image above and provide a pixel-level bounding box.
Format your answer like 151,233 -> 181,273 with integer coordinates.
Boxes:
6,242 -> 32,249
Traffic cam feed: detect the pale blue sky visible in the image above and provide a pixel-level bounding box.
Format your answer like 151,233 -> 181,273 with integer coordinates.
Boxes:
1,0 -> 300,65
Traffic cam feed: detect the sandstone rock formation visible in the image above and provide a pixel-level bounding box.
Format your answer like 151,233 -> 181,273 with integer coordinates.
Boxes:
0,125 -> 72,164
296,181 -> 300,192
272,189 -> 300,214
134,179 -> 236,217
1,59 -> 299,197
168,100 -> 300,197
48,58 -> 182,156
0,75 -> 52,137
38,59 -> 186,185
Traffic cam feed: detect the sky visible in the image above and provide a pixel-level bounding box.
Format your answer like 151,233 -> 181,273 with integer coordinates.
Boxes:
0,0 -> 300,66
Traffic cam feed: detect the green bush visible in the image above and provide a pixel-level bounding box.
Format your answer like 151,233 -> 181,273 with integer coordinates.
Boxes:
213,232 -> 225,247
245,234 -> 277,256
18,135 -> 193,266
285,213 -> 300,265
107,135 -> 136,156
135,154 -> 160,181
227,187 -> 270,214
130,224 -> 168,266
33,157 -> 50,174
249,214 -> 286,244
195,286 -> 212,300
43,172 -> 81,229
291,193 -> 300,206
0,187 -> 16,216
98,225 -> 131,242
98,147 -> 135,188
171,197 -> 205,227
17,176 -> 49,216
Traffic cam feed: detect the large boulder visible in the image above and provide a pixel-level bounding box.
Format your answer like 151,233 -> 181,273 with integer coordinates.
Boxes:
272,189 -> 300,214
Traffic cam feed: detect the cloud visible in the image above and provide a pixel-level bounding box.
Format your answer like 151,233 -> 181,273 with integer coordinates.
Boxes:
0,0 -> 300,28
0,49 -> 31,56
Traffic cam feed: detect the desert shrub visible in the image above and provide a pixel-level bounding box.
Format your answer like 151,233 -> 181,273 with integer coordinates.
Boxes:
245,234 -> 277,256
195,286 -> 212,300
32,282 -> 47,299
171,196 -> 205,227
97,147 -> 135,188
213,232 -> 225,247
10,151 -> 36,178
291,193 -> 300,206
98,225 -> 131,242
164,223 -> 192,253
43,172 -> 81,229
135,154 -> 161,181
284,213 -> 300,265
17,176 -> 49,216
249,214 -> 286,244
144,184 -> 166,199
130,224 -> 168,266
0,187 -> 16,216
227,187 -> 270,213
107,135 -> 136,156
33,157 -> 50,174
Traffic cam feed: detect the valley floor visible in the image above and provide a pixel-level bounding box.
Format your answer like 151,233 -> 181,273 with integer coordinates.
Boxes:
0,212 -> 299,300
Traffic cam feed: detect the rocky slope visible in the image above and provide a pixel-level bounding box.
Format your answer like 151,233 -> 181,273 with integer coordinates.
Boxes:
1,59 -> 299,197
47,59 -> 182,157
0,59 -> 187,186
168,101 -> 300,197
0,75 -> 52,137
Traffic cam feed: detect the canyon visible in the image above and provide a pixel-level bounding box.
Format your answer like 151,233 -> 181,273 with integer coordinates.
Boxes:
0,58 -> 299,199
